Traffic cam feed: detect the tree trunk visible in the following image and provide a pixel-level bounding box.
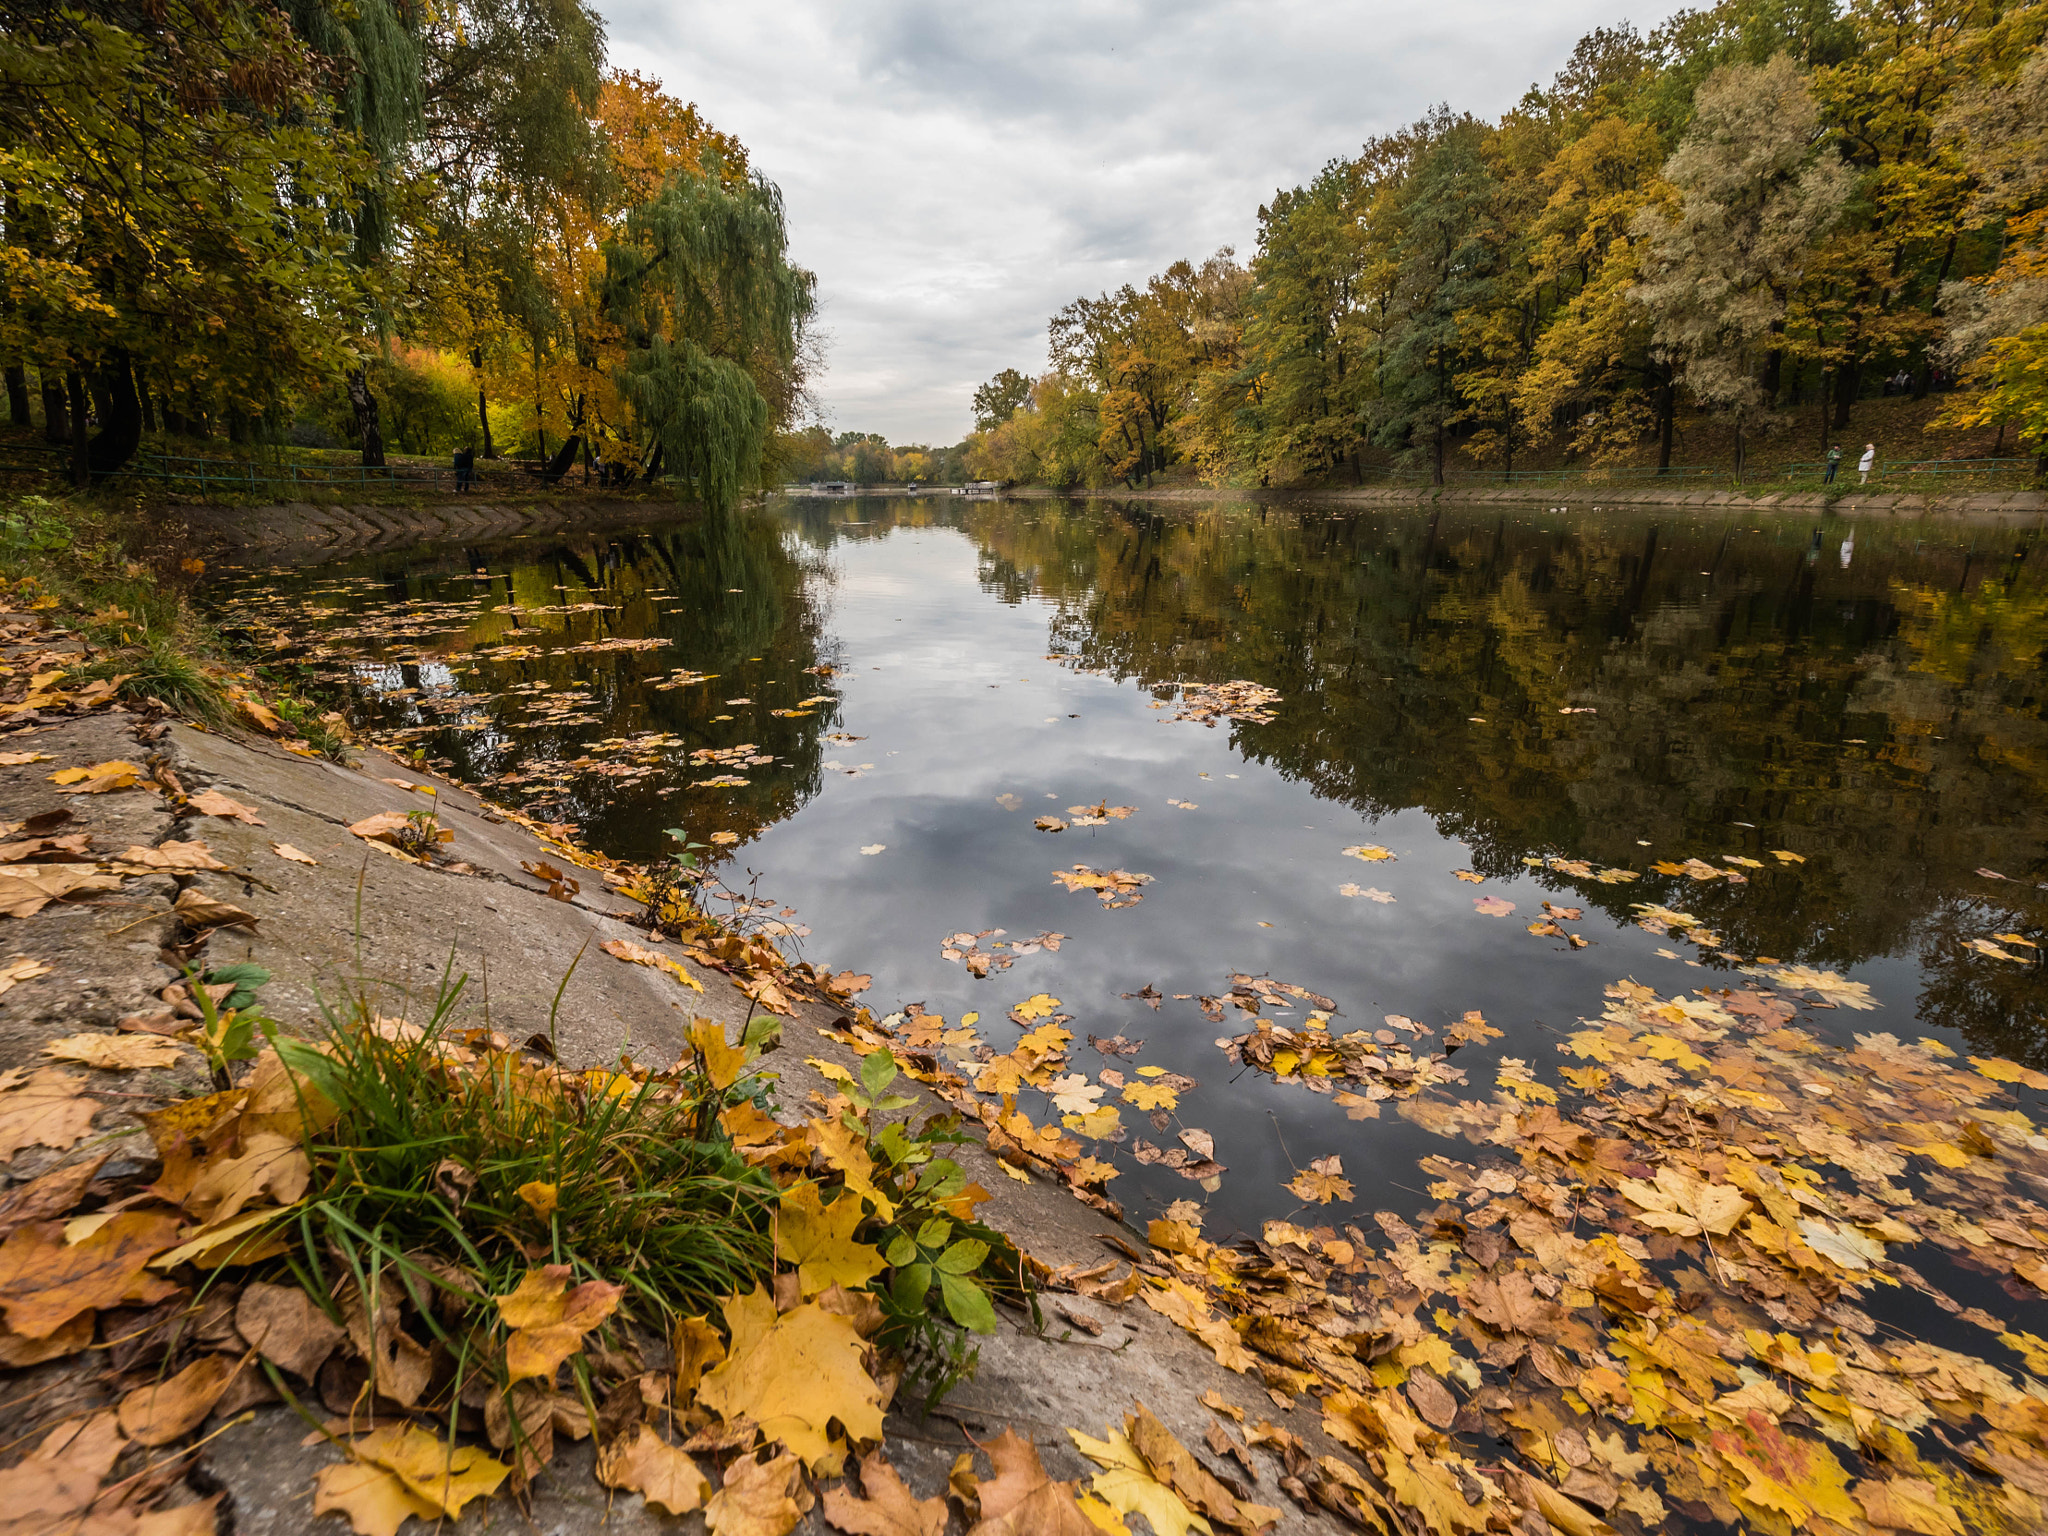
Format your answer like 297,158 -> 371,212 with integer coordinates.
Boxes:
82,349 -> 143,479
137,366 -> 156,435
470,347 -> 495,457
1733,422 -> 1745,480
645,441 -> 664,481
4,365 -> 27,427
41,372 -> 68,445
345,366 -> 386,466
1657,374 -> 1675,471
541,435 -> 581,484
1818,370 -> 1831,453
66,371 -> 89,487
163,405 -> 187,436
1831,357 -> 1859,429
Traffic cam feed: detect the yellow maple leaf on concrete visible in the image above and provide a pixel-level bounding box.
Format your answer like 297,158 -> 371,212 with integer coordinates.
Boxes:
774,1181 -> 886,1298
806,1115 -> 897,1221
1068,1424 -> 1211,1536
698,1286 -> 885,1474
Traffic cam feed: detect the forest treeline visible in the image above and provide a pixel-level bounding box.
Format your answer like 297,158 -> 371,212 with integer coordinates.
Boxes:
970,0 -> 2048,489
0,0 -> 814,507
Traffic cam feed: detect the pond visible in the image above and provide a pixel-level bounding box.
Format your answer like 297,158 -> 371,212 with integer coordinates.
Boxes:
210,495 -> 2047,1246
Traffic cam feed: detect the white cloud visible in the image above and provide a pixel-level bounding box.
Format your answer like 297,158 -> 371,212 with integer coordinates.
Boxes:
599,0 -> 1687,444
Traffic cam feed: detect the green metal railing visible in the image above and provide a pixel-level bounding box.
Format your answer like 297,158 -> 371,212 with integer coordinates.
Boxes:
1782,456 -> 2042,485
1355,463 -> 1721,489
0,443 -> 522,494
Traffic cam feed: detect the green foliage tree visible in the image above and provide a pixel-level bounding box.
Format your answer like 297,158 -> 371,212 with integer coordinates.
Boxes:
603,158 -> 816,513
971,369 -> 1033,431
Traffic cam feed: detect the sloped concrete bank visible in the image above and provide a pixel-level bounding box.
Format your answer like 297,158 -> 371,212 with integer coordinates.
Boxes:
169,495 -> 694,565
0,709 -> 1341,1534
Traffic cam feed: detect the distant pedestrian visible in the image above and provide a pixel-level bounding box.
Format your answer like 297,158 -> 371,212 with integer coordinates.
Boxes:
453,445 -> 474,491
1858,443 -> 1875,485
1823,445 -> 1841,484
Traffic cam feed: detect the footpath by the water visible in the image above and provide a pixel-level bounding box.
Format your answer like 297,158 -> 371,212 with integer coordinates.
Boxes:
0,698 -> 1337,1534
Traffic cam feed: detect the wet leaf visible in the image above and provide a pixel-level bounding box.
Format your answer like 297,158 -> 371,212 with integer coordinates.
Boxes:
860,844 -> 886,855
1287,1156 -> 1353,1205
1472,895 -> 1516,916
1614,1167 -> 1750,1237
1341,844 -> 1394,862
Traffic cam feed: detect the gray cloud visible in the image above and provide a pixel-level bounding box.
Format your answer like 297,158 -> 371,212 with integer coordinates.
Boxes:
600,0 -> 1686,444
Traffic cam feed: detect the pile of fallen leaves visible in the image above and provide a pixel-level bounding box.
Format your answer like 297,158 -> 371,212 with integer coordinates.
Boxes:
1078,974 -> 2048,1535
1170,680 -> 1282,728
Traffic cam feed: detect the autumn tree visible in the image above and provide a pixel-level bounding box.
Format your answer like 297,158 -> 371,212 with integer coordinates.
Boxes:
972,369 -> 1032,431
1631,54 -> 1852,474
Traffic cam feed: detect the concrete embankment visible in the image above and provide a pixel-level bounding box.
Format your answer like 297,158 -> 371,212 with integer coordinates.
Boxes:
0,707 -> 1337,1533
1030,481 -> 2048,523
169,495 -> 693,565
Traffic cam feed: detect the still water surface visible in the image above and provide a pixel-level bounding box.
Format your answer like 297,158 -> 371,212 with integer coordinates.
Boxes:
213,496 -> 2047,1240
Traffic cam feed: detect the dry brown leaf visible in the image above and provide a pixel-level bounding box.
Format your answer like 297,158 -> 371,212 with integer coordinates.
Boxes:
187,788 -> 265,824
0,1066 -> 98,1158
596,1423 -> 711,1516
173,886 -> 259,929
968,1430 -> 1100,1536
236,1280 -> 346,1378
0,862 -> 121,916
117,840 -> 229,871
0,1210 -> 182,1338
819,1451 -> 948,1536
43,1032 -> 185,1070
49,760 -> 148,794
0,1151 -> 106,1238
118,1351 -> 244,1444
0,956 -> 50,996
0,1409 -> 125,1530
270,842 -> 319,865
705,1450 -> 809,1536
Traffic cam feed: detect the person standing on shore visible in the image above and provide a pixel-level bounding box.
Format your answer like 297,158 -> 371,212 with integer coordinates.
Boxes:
1858,443 -> 1876,485
1823,445 -> 1841,483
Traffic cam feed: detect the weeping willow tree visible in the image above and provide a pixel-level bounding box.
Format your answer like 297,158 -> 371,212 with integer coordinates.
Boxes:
603,156 -> 815,514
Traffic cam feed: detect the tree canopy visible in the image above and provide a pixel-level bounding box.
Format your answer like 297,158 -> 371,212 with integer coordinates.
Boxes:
969,0 -> 2048,488
0,0 -> 814,497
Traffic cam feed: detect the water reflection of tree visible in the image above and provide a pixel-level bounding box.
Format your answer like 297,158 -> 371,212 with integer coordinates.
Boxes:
285,508 -> 834,865
963,499 -> 2048,1054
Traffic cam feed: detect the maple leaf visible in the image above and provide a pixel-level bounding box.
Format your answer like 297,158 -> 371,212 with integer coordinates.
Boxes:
596,1424 -> 710,1516
237,1281 -> 346,1379
494,1265 -> 625,1382
1069,1424 -> 1212,1536
686,1015 -> 749,1089
1122,1082 -> 1177,1111
0,1210 -> 181,1338
43,1032 -> 184,1070
698,1285 -> 885,1473
1454,869 -> 1486,883
807,1114 -> 898,1220
187,788 -> 265,822
48,760 -> 148,793
967,1429 -> 1102,1535
774,1181 -> 886,1297
326,1423 -> 510,1527
1342,844 -> 1395,862
1615,1166 -> 1750,1237
1046,1074 -> 1103,1114
1757,964 -> 1878,1010
820,1451 -> 948,1536
1288,1155 -> 1353,1205
1472,895 -> 1516,916
0,1069 -> 97,1161
1012,993 -> 1062,1021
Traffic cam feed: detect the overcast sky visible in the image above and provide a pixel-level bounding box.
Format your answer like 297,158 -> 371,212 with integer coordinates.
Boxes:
599,1 -> 1684,446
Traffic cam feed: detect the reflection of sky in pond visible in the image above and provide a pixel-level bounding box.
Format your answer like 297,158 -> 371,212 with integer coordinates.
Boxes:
213,497 -> 2048,1243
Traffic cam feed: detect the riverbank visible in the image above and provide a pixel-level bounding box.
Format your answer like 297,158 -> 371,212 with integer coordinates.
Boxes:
1018,481 -> 2048,523
0,695 -> 1338,1533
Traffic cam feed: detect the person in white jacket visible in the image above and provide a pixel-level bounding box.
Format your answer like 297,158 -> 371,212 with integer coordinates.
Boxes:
1858,443 -> 1876,484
